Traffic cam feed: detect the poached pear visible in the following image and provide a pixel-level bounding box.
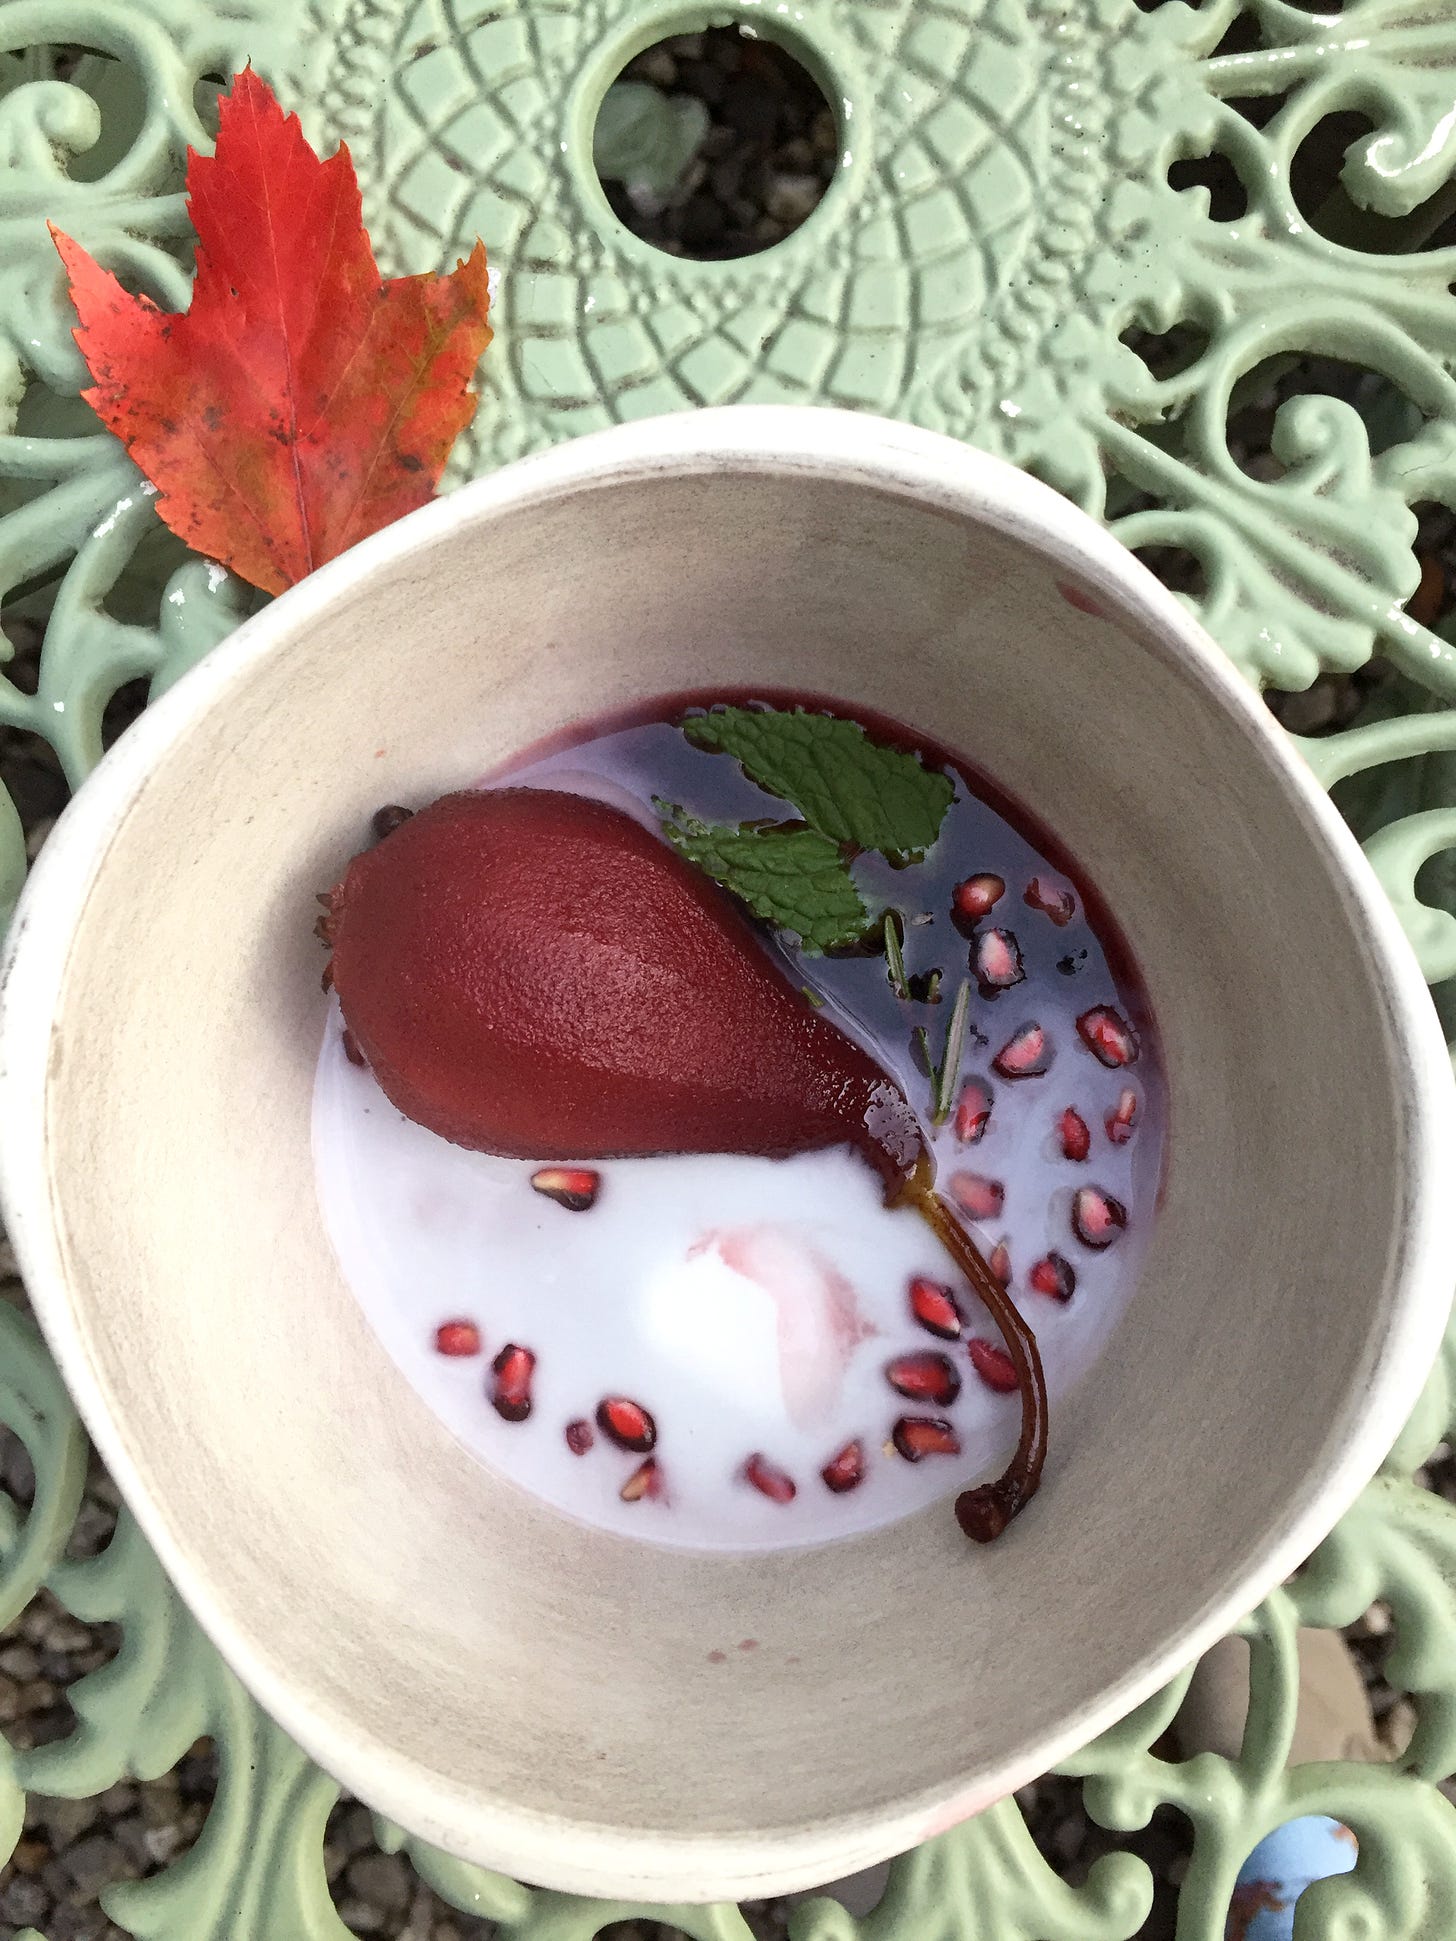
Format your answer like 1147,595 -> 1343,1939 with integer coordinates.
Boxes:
322,787 -> 1047,1541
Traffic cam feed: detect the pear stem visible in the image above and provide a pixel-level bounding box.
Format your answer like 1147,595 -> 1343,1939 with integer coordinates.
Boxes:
898,1156 -> 1049,1542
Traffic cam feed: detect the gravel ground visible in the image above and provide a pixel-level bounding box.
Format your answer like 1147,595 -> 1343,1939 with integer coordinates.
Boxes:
5,30 -> 1456,1936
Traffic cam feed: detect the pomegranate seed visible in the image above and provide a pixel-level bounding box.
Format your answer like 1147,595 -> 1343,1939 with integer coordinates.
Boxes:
821,1441 -> 865,1494
992,1022 -> 1049,1080
1107,1088 -> 1139,1145
342,1028 -> 366,1068
1024,877 -> 1077,925
1073,1187 -> 1128,1249
433,1320 -> 481,1357
565,1419 -> 594,1456
620,1457 -> 661,1502
974,928 -> 1024,993
949,1172 -> 1004,1222
909,1275 -> 963,1339
530,1166 -> 601,1211
371,803 -> 414,842
989,1240 -> 1012,1286
1077,1005 -> 1139,1068
892,1416 -> 962,1462
952,873 -> 1005,926
596,1396 -> 657,1452
744,1453 -> 797,1503
1029,1252 -> 1077,1301
886,1351 -> 962,1407
954,1079 -> 993,1144
968,1338 -> 1020,1393
490,1344 -> 535,1422
1059,1107 -> 1091,1162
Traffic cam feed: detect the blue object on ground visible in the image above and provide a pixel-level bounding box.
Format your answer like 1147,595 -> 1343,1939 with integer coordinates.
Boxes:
1225,1816 -> 1358,1939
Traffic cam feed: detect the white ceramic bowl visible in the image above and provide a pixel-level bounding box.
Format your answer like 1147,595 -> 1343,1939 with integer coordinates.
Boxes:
2,409 -> 1451,1902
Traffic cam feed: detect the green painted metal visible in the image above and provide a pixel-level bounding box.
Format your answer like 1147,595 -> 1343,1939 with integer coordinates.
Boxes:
2,0 -> 1456,1933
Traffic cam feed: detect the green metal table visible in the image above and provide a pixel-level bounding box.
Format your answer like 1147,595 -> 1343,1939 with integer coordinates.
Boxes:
4,1 -> 1456,1934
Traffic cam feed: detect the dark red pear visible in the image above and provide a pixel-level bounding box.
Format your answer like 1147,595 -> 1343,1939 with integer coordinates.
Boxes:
323,787 -> 1046,1542
328,789 -> 923,1187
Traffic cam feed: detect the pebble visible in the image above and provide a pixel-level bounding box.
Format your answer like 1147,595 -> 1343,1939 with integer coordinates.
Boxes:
766,173 -> 823,224
112,1813 -> 150,1868
0,1873 -> 50,1926
63,1830 -> 125,1895
711,156 -> 745,203
333,1799 -> 378,1858
25,812 -> 57,859
637,46 -> 677,86
42,1856 -> 73,1898
722,73 -> 778,142
50,1908 -> 125,1941
32,1796 -> 99,1846
335,1898 -> 384,1933
45,1613 -> 96,1652
1,1429 -> 36,1502
11,1834 -> 48,1874
139,1778 -> 182,1830
66,1497 -> 119,1557
143,1821 -> 189,1865
1380,1697 -> 1418,1756
1,749 -> 68,828
347,1850 -> 412,1916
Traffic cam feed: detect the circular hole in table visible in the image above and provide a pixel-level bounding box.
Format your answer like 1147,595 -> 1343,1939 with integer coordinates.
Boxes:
593,25 -> 838,260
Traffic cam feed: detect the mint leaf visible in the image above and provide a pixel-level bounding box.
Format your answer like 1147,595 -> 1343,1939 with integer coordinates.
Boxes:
658,804 -> 871,954
683,707 -> 954,860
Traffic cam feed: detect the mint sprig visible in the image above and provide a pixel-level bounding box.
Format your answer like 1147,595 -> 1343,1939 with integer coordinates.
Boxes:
683,707 -> 954,862
658,804 -> 872,954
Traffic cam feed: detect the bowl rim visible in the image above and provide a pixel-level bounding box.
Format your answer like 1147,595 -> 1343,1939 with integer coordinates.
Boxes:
2,404 -> 1452,1900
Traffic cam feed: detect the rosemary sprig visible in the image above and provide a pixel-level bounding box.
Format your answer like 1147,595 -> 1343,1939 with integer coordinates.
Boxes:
912,981 -> 972,1126
884,911 -> 909,1000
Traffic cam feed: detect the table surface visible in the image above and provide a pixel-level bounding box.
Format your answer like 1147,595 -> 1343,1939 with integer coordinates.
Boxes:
3,1 -> 1456,1934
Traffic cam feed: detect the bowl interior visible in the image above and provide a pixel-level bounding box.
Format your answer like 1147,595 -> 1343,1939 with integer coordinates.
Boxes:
10,417 -> 1442,1898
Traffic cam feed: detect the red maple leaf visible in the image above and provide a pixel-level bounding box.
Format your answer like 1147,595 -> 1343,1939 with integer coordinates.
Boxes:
51,68 -> 493,596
